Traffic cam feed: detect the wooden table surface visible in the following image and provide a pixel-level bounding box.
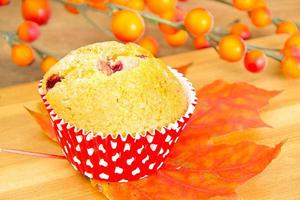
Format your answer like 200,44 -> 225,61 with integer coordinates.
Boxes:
1,34 -> 300,200
1,0 -> 300,87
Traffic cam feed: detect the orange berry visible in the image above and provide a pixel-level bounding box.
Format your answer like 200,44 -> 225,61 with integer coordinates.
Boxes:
253,0 -> 267,9
146,0 -> 176,15
184,8 -> 213,36
282,34 -> 300,56
17,20 -> 40,42
193,35 -> 210,49
11,44 -> 35,67
22,0 -> 51,25
284,34 -> 300,49
232,0 -> 256,11
126,0 -> 144,10
276,21 -> 299,35
230,23 -> 251,40
249,7 -> 272,28
0,0 -> 10,6
138,36 -> 159,56
40,56 -> 58,74
164,30 -> 188,47
218,35 -> 245,62
281,56 -> 300,78
112,10 -> 145,42
110,0 -> 128,5
159,11 -> 178,34
244,50 -> 267,73
87,0 -> 108,10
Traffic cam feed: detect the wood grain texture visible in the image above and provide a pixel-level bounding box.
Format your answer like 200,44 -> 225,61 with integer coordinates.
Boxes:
0,0 -> 300,87
0,34 -> 300,200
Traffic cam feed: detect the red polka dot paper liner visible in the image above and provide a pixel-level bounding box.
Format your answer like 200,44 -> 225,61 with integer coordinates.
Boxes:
38,67 -> 197,182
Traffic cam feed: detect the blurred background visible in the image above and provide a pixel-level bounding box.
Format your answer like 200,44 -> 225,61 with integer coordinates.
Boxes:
0,0 -> 299,87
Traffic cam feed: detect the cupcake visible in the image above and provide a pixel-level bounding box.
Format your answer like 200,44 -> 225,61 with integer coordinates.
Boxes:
39,41 -> 197,182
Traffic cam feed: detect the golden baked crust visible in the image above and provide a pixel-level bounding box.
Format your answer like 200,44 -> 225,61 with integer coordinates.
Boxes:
42,41 -> 187,136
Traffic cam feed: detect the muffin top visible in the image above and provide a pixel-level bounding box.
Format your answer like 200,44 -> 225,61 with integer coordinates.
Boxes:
42,41 -> 187,136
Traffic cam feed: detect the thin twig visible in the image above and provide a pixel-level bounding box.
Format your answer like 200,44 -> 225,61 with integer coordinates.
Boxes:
0,148 -> 66,159
273,17 -> 300,30
247,44 -> 281,52
225,18 -> 240,28
31,45 -> 58,59
107,3 -> 185,29
80,9 -> 113,36
208,33 -> 283,61
206,34 -> 219,52
52,0 -> 113,37
247,45 -> 283,61
208,0 -> 233,6
1,31 -> 57,59
0,31 -> 15,46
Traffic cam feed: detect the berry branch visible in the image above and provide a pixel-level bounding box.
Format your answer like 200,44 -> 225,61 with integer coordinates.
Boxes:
272,17 -> 300,30
0,0 -> 299,78
208,32 -> 283,62
51,0 -> 113,36
107,2 -> 185,29
0,29 -> 58,72
247,45 -> 283,61
0,30 -> 54,59
0,31 -> 15,46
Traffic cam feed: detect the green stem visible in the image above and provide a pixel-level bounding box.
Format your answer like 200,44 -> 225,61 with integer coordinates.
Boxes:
264,52 -> 283,62
31,45 -> 50,59
0,31 -> 56,59
212,29 -> 229,36
247,45 -> 283,61
52,0 -> 184,32
206,34 -> 219,53
272,17 -> 281,26
207,33 -> 221,42
80,8 -> 113,36
273,17 -> 300,30
225,18 -> 240,28
107,3 -> 185,29
208,0 -> 300,31
0,31 -> 15,46
247,44 -> 281,52
51,0 -> 113,37
208,0 -> 233,6
208,33 -> 283,62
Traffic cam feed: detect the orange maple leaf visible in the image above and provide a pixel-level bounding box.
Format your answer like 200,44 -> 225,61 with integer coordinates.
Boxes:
25,102 -> 57,142
96,80 -> 283,200
176,62 -> 193,74
27,80 -> 283,199
100,142 -> 282,199
191,80 -> 279,132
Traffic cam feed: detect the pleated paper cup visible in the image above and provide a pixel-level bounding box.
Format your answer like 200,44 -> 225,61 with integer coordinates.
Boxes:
38,67 -> 197,182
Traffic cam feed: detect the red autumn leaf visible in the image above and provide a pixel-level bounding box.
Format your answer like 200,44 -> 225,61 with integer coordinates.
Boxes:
93,81 -> 283,200
176,62 -> 193,74
99,142 -> 282,199
25,102 -> 57,142
28,80 -> 282,199
170,80 -> 279,156
195,80 -> 280,110
186,80 -> 279,138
